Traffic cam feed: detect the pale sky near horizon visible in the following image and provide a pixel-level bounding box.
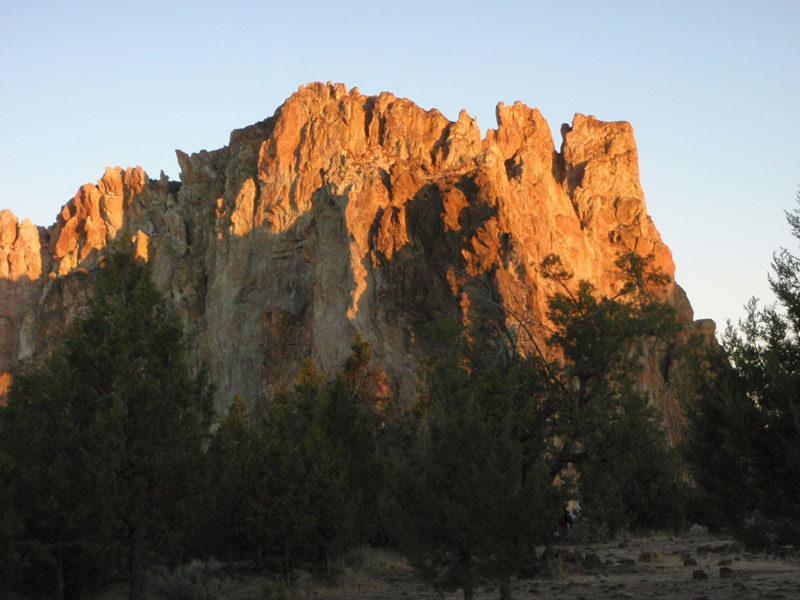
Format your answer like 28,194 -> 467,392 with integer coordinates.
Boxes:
2,1 -> 798,332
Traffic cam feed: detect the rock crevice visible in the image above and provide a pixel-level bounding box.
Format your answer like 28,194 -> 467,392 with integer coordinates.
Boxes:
0,82 -> 707,432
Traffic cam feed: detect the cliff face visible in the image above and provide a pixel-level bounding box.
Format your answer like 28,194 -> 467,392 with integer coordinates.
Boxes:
0,82 -> 711,434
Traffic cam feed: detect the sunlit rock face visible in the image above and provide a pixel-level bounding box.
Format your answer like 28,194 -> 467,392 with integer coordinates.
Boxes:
0,82 -> 708,436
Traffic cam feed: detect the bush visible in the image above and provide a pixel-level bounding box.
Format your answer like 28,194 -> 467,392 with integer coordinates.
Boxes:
147,559 -> 233,600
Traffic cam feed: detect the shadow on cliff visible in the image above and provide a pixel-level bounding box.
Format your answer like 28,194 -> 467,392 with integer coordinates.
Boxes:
198,166 -> 523,403
0,266 -> 98,393
361,173 -> 516,363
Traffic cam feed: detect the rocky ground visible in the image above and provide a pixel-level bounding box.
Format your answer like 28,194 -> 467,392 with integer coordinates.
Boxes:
259,534 -> 799,600
83,534 -> 799,600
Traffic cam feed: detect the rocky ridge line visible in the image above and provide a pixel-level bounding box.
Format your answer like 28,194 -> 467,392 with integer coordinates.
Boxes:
0,82 -> 713,436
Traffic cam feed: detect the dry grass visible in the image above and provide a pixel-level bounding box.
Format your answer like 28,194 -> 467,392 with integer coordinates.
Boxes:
82,538 -> 800,600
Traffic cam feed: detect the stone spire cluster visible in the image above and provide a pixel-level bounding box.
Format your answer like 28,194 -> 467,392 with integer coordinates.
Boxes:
0,82 -> 712,435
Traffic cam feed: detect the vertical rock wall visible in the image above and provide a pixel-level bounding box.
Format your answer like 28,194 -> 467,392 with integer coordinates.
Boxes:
0,82 -> 710,436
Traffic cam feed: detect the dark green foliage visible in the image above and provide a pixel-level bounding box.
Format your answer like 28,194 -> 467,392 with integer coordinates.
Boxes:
390,253 -> 686,598
1,357 -> 114,599
574,400 -> 686,536
205,342 -> 383,580
542,253 -> 685,536
243,391 -> 352,578
390,331 -> 560,600
686,196 -> 800,546
0,246 -> 214,600
684,341 -> 761,534
200,396 -> 252,559
686,309 -> 800,546
0,447 -> 24,594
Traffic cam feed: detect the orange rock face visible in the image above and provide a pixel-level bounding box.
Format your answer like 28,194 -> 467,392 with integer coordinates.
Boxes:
0,82 -> 708,435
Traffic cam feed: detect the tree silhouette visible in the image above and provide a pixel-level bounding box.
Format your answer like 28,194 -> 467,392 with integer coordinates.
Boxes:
0,246 -> 213,600
686,195 -> 800,546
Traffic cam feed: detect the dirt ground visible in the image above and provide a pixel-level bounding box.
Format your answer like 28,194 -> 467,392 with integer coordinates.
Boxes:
83,533 -> 799,600
277,534 -> 800,600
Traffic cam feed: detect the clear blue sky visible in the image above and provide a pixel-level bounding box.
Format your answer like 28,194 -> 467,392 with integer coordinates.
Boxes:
2,0 -> 798,330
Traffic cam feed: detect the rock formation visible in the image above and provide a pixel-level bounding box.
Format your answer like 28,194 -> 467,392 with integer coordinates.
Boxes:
0,82 -> 712,435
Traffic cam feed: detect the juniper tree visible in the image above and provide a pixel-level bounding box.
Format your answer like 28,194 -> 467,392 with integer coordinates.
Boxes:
0,447 -> 23,595
541,253 -> 685,535
201,396 -> 253,560
392,252 -> 686,600
685,195 -> 800,546
389,328 -> 561,600
0,246 -> 213,600
231,343 -> 382,579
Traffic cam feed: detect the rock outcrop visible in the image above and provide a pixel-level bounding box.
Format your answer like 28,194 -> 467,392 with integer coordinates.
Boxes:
0,82 -> 710,435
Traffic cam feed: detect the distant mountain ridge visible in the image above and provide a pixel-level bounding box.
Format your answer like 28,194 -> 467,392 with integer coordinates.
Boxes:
0,82 -> 713,437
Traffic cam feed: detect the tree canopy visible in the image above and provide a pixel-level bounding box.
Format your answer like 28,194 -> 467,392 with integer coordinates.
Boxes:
201,339 -> 385,581
391,252 -> 685,599
540,253 -> 684,536
0,246 -> 214,600
0,243 -> 693,599
685,195 -> 800,547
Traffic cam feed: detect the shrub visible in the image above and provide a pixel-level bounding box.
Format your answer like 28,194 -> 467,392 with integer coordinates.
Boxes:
147,559 -> 233,600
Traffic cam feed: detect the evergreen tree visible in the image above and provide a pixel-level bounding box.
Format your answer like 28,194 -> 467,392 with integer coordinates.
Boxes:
685,195 -> 800,545
229,343 -> 381,579
541,253 -> 685,536
1,356 -> 112,599
0,246 -> 213,600
390,329 -> 560,600
392,253 -> 686,597
0,447 -> 23,595
201,396 -> 253,560
242,387 -> 349,579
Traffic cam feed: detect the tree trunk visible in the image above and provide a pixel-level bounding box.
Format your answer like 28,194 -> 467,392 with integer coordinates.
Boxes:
499,575 -> 513,600
281,543 -> 292,585
54,558 -> 65,600
128,545 -> 145,600
459,549 -> 474,600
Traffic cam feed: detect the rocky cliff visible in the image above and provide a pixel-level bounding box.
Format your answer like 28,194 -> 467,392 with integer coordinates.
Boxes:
0,82 -> 712,434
